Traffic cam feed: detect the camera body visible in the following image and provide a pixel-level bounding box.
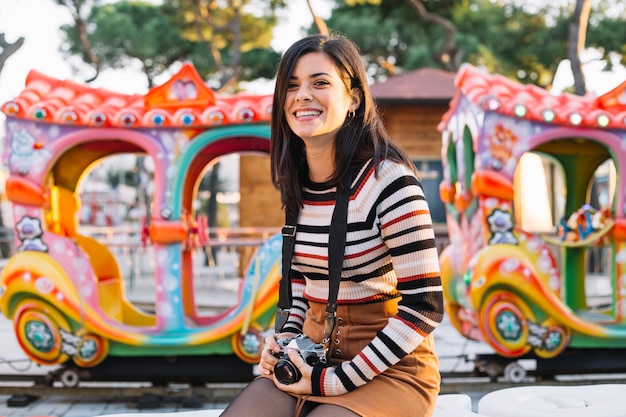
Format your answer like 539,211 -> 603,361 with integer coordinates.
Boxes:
273,333 -> 328,385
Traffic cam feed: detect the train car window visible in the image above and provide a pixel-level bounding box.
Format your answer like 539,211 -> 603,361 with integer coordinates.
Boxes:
76,153 -> 156,315
514,152 -> 565,233
190,154 -> 242,316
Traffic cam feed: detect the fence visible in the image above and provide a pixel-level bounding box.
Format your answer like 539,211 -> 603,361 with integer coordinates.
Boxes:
0,226 -> 611,281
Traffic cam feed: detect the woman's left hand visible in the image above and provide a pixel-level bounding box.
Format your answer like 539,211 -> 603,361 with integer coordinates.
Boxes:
273,348 -> 313,395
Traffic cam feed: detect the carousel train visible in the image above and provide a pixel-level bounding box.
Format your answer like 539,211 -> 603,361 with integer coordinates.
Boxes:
0,63 -> 281,385
439,63 -> 626,380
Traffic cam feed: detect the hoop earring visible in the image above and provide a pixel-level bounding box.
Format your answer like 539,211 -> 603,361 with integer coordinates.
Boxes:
349,110 -> 355,119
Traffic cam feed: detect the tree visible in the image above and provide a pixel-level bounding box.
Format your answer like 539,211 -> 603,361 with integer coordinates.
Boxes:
568,0 -> 592,95
583,1 -> 626,76
402,0 -> 459,72
53,0 -> 101,82
331,0 -> 626,92
61,1 -> 196,87
307,0 -> 330,36
0,34 -> 25,75
58,0 -> 286,90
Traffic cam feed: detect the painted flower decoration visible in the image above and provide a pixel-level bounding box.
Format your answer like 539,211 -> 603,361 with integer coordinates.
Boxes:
496,310 -> 522,340
16,216 -> 43,240
487,209 -> 518,245
487,209 -> 513,232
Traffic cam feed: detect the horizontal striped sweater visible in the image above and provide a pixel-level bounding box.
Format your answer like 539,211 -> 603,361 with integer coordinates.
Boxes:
283,158 -> 444,396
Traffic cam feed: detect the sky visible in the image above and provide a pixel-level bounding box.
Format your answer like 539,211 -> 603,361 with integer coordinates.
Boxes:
0,0 -> 625,108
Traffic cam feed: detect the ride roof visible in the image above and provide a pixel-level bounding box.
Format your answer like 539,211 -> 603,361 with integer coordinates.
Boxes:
1,62 -> 273,128
439,63 -> 626,130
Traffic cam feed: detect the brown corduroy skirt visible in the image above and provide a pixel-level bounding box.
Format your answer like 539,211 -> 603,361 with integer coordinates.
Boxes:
290,299 -> 441,417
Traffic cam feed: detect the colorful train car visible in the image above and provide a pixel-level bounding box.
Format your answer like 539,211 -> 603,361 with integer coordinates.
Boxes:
0,63 -> 280,384
438,64 -> 626,376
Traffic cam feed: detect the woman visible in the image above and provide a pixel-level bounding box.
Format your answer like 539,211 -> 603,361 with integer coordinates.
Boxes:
221,33 -> 444,417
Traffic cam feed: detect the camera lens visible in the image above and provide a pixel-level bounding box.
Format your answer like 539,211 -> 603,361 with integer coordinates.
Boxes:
274,358 -> 302,385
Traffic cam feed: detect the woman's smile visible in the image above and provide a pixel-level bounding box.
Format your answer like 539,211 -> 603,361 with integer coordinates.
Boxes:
294,108 -> 323,120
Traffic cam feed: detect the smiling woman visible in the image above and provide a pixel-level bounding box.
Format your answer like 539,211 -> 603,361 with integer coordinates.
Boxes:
221,33 -> 444,417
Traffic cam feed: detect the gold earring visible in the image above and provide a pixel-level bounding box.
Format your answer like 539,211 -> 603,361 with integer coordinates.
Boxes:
349,110 -> 355,118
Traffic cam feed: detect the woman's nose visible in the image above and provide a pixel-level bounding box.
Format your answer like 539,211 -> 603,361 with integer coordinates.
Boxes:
295,88 -> 312,102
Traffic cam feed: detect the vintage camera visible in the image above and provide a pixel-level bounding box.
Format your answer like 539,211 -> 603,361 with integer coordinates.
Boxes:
272,333 -> 328,385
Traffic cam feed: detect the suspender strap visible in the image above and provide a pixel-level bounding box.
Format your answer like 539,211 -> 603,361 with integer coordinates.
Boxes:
275,170 -> 353,337
322,172 -> 351,347
275,211 -> 298,333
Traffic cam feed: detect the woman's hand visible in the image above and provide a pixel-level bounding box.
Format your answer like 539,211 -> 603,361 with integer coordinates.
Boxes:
273,348 -> 313,395
258,334 -> 314,395
258,334 -> 283,376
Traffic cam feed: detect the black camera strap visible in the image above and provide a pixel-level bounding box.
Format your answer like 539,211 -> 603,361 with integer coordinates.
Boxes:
275,170 -> 352,355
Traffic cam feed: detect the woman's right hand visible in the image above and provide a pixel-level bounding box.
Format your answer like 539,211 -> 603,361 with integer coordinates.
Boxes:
258,333 -> 295,376
258,335 -> 280,376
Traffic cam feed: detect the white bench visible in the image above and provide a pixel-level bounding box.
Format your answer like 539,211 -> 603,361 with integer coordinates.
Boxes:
478,384 -> 626,417
94,385 -> 626,417
433,393 -> 489,416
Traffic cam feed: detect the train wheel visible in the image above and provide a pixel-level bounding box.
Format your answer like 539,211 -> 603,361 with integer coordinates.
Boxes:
231,326 -> 263,364
479,291 -> 533,357
59,368 -> 81,388
503,361 -> 527,383
533,318 -> 570,359
14,300 -> 72,365
73,333 -> 109,367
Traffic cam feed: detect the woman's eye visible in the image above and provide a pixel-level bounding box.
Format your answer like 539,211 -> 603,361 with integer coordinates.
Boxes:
287,83 -> 298,90
314,80 -> 329,87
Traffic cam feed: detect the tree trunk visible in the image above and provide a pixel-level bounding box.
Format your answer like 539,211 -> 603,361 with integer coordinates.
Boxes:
307,0 -> 330,36
404,0 -> 461,72
568,0 -> 591,96
0,33 -> 24,75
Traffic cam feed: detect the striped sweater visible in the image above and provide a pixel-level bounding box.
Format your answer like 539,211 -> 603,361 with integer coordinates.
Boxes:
283,158 -> 444,396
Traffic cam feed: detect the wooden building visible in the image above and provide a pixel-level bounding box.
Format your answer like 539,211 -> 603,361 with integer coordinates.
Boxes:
370,68 -> 457,225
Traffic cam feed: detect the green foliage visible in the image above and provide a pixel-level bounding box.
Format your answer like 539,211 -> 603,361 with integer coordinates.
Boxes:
160,0 -> 284,86
586,4 -> 626,67
60,1 -> 195,85
240,48 -> 282,80
326,0 -> 626,88
453,0 -> 566,86
324,2 -> 440,79
59,0 -> 286,88
55,0 -> 626,90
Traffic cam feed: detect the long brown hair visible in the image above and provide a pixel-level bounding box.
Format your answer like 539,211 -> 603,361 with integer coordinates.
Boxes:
270,33 -> 416,219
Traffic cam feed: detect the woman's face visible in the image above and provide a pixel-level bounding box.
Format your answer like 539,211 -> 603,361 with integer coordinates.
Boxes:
284,52 -> 359,147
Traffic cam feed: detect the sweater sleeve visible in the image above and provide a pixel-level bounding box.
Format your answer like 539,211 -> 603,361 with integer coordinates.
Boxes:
280,268 -> 308,334
315,162 -> 444,396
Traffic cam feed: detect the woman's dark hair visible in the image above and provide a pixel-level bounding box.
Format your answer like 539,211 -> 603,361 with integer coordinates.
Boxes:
270,33 -> 416,218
